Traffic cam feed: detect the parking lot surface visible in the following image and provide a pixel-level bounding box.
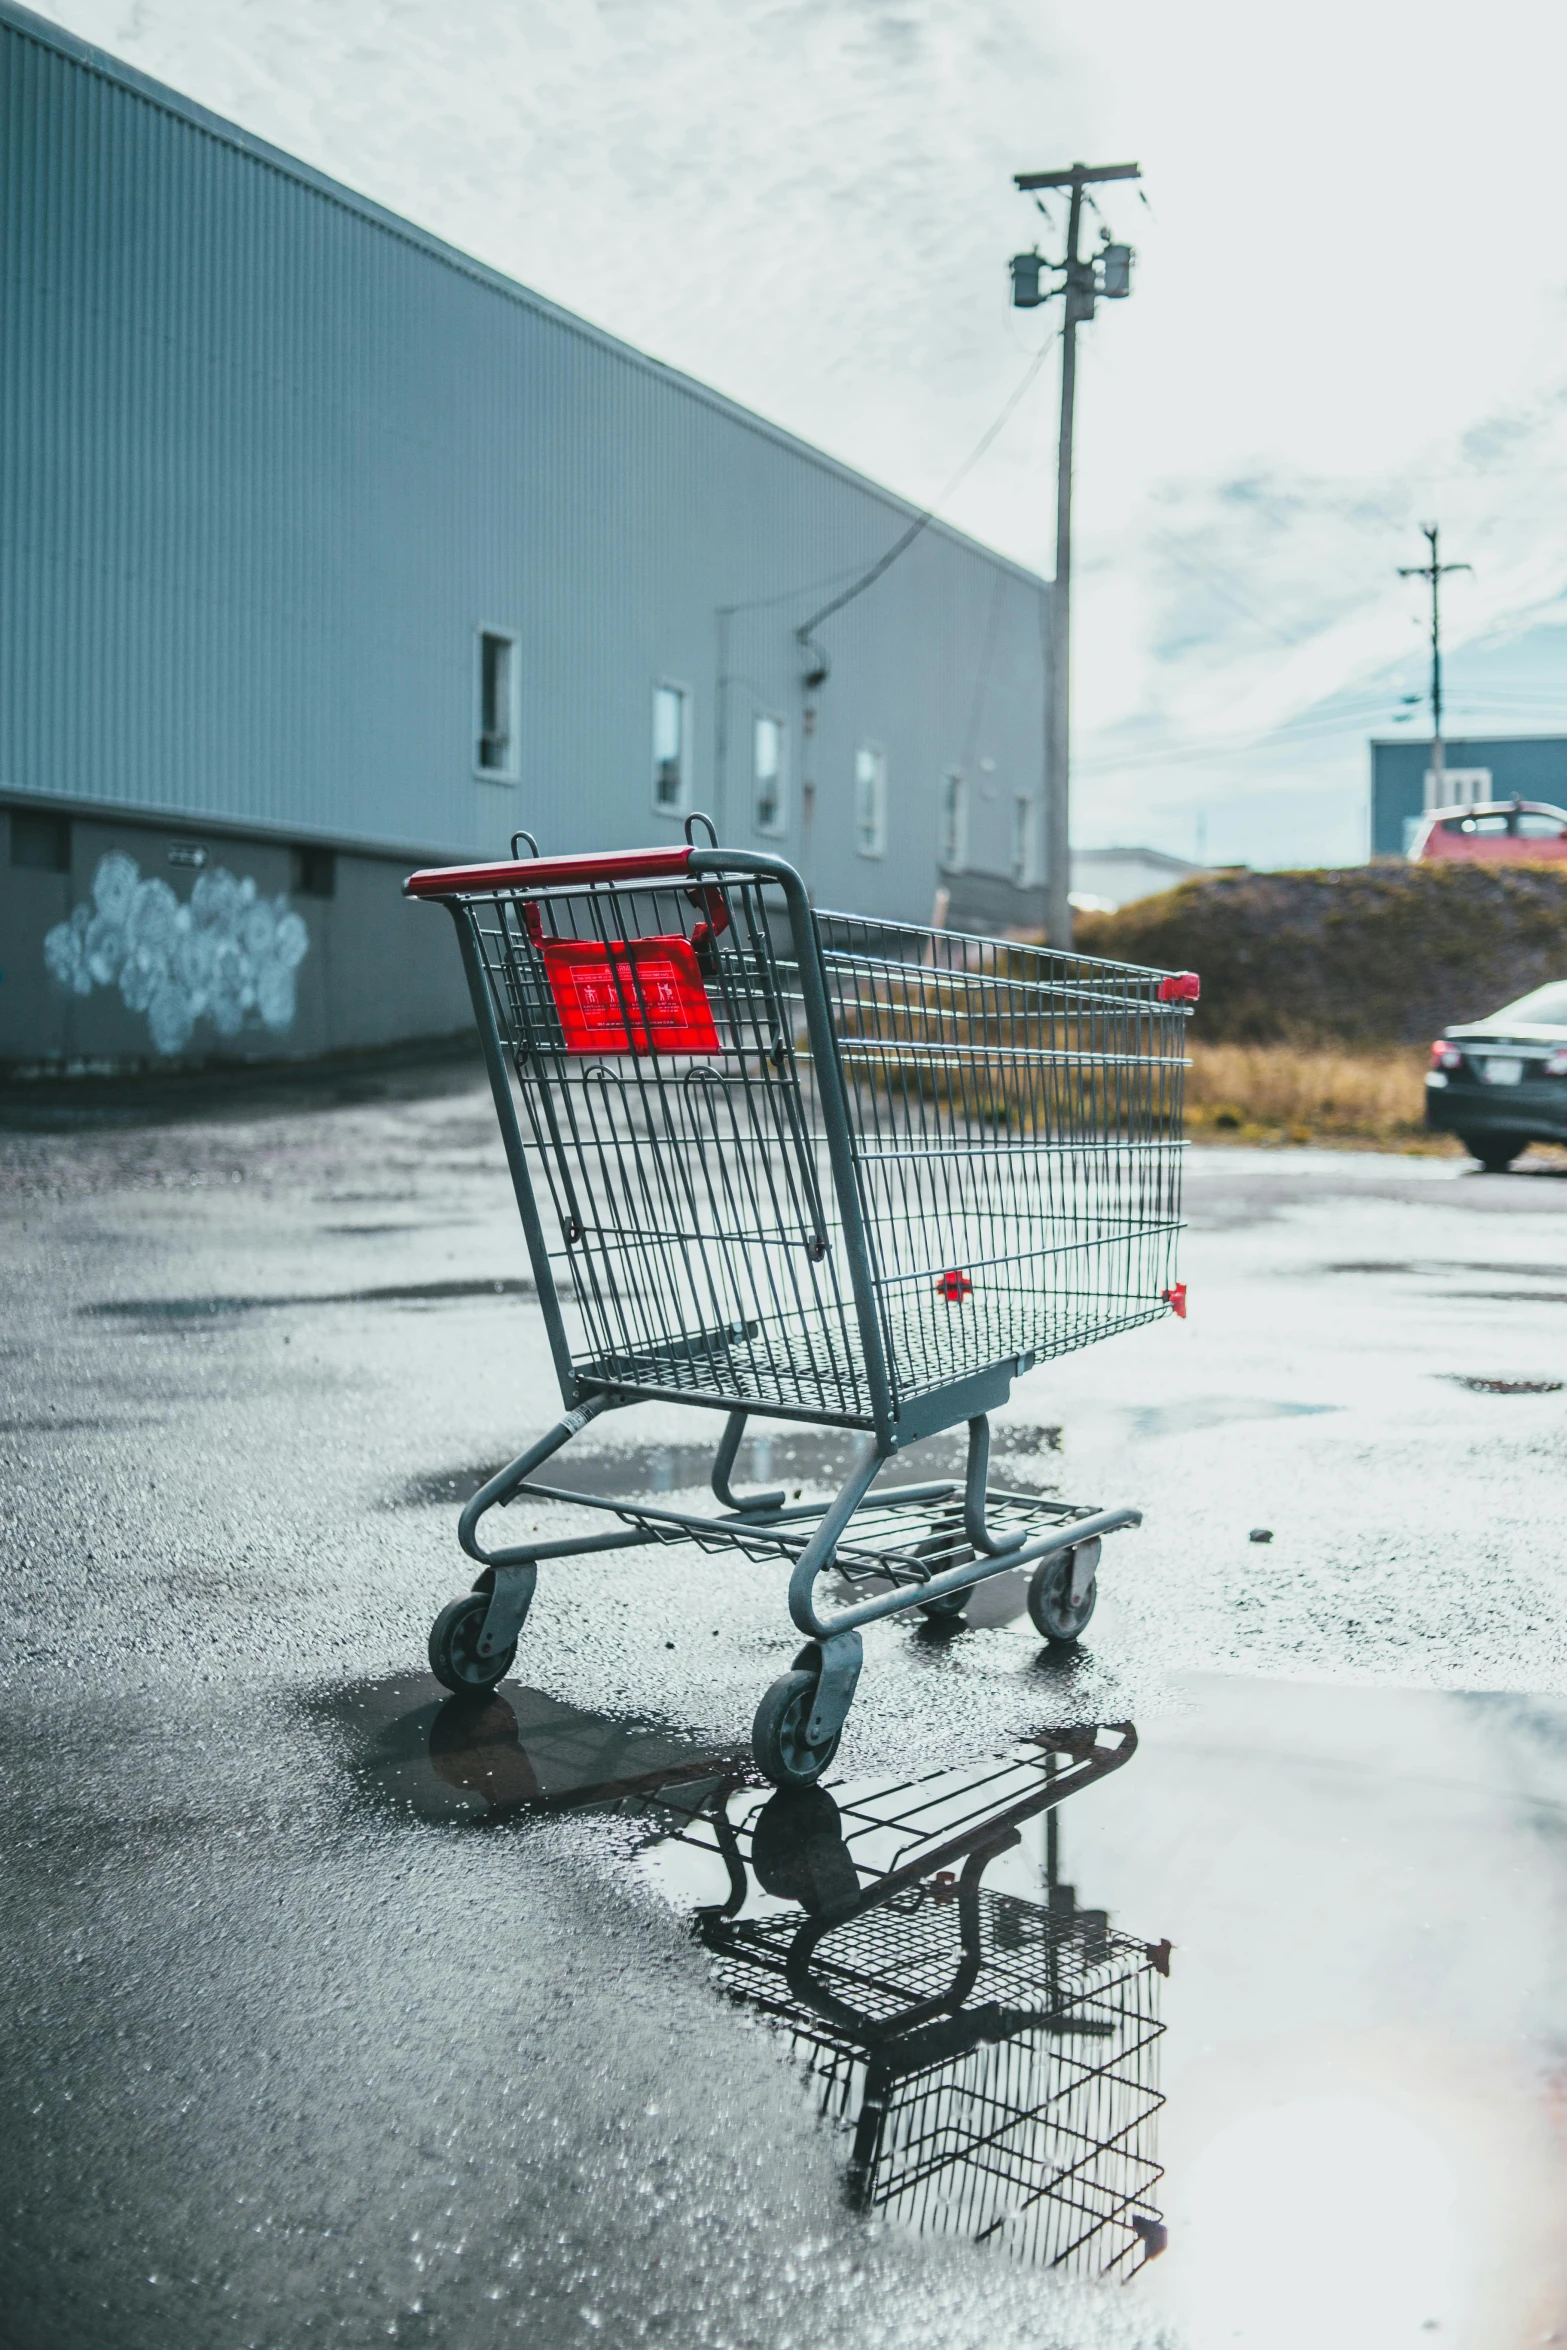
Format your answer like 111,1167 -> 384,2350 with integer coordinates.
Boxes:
3,1068 -> 1566,2348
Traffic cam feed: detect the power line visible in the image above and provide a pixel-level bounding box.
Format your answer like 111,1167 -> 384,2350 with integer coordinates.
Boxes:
1078,677 -> 1567,782
794,333 -> 1057,681
1074,695 -> 1415,780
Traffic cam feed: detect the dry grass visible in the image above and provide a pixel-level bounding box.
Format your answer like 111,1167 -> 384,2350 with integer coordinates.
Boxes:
1184,1042 -> 1451,1150
836,1017 -> 1461,1151
832,975 -> 1542,1155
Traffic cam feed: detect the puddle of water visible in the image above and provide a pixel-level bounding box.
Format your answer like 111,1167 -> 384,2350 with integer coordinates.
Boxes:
87,1276 -> 534,1321
315,1674 -> 744,1823
316,1223 -> 432,1237
1450,1289 -> 1567,1305
396,1422 -> 1063,1510
1445,1375 -> 1564,1395
642,1724 -> 1166,2279
1125,1398 -> 1337,1442
317,1669 -> 1567,2339
323,1675 -> 1167,2280
1326,1260 -> 1567,1279
0,1416 -> 115,1435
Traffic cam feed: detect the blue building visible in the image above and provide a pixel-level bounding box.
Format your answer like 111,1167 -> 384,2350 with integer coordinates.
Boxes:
0,0 -> 1053,1072
1370,736 -> 1567,859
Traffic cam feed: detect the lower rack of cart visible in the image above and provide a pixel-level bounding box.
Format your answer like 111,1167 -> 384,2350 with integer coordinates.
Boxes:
425,1397 -> 1140,1788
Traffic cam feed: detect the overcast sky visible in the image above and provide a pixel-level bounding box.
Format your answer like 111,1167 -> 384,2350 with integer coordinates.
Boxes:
36,0 -> 1567,865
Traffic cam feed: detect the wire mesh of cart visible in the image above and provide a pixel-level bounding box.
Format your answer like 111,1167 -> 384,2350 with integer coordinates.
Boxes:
675,1726 -> 1167,2277
405,823 -> 1198,1784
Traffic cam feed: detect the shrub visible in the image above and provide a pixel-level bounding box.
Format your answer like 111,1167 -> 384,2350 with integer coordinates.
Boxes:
1075,864 -> 1567,1045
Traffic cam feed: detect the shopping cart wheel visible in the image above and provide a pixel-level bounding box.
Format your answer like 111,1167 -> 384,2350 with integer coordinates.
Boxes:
752,1669 -> 842,1789
428,1593 -> 516,1693
1027,1540 -> 1099,1646
913,1519 -> 970,1619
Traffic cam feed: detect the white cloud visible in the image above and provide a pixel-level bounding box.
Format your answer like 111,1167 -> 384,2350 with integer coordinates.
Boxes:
34,0 -> 1567,863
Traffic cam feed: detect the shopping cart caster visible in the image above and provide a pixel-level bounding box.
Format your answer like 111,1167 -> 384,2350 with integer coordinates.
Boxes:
1027,1538 -> 1100,1647
752,1636 -> 862,1789
428,1593 -> 516,1693
752,1670 -> 840,1787
914,1516 -> 970,1620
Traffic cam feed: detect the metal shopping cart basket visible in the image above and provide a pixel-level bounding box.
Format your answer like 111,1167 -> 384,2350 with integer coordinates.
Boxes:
404,819 -> 1197,1785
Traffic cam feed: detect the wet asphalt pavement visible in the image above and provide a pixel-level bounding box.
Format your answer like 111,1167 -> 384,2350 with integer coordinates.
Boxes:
3,1065 -> 1567,2349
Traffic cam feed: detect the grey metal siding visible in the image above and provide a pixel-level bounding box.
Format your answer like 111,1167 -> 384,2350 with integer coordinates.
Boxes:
1,0 -> 1054,1068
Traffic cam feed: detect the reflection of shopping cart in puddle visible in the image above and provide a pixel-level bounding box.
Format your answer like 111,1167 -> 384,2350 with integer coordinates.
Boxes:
406,826 -> 1194,1785
656,1724 -> 1169,2276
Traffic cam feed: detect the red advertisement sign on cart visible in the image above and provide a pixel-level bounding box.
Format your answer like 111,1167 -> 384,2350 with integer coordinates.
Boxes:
540,935 -> 721,1054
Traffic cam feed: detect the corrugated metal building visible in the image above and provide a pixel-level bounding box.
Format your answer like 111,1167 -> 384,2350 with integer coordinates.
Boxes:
0,0 -> 1052,1073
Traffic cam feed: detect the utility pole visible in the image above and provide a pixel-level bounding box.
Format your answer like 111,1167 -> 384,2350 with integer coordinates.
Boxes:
1398,524 -> 1471,809
1012,160 -> 1139,946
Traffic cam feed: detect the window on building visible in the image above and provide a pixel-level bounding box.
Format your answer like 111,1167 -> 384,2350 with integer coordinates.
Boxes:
1424,766 -> 1490,812
476,631 -> 518,778
292,845 -> 337,897
652,684 -> 691,814
938,770 -> 967,871
10,809 -> 70,872
1011,794 -> 1038,887
855,744 -> 887,858
753,715 -> 787,836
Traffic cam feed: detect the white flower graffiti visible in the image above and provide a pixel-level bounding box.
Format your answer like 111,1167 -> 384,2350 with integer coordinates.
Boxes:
44,852 -> 310,1057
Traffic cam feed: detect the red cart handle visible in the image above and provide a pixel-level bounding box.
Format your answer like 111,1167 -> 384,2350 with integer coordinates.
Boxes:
405,847 -> 696,900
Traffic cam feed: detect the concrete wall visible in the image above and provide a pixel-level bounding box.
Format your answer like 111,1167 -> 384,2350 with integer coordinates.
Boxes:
1,0 -> 1054,1077
1,800 -> 471,1072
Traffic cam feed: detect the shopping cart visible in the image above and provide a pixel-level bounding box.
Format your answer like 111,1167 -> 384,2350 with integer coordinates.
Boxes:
404,820 -> 1196,1784
671,1725 -> 1168,2275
